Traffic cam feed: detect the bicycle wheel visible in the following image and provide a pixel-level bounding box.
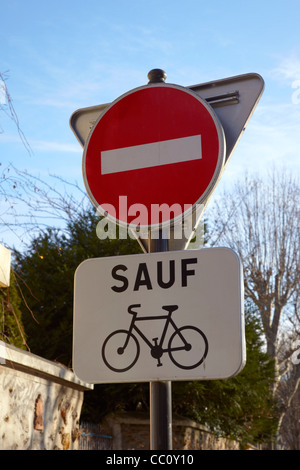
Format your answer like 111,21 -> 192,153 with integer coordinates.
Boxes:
168,326 -> 208,370
102,329 -> 140,372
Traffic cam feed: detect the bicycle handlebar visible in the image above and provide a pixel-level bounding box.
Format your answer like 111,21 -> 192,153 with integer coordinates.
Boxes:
128,304 -> 179,315
128,304 -> 141,315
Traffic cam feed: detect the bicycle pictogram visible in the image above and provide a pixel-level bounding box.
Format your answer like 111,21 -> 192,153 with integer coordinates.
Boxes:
101,304 -> 209,373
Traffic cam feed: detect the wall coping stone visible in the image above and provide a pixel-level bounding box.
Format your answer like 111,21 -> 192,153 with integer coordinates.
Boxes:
0,340 -> 93,391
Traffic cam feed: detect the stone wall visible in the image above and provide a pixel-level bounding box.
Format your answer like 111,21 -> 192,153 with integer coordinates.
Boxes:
101,412 -> 240,450
0,340 -> 93,450
0,340 -> 242,450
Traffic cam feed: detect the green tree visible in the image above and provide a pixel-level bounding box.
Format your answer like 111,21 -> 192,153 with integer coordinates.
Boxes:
0,270 -> 27,350
14,207 -> 277,445
14,209 -> 141,364
173,307 -> 278,447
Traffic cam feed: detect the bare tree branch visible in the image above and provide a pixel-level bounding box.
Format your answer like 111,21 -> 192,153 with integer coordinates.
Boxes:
207,169 -> 300,447
0,71 -> 32,155
0,165 -> 91,250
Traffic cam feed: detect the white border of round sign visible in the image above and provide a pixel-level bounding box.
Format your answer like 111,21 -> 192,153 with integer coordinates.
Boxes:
82,83 -> 226,230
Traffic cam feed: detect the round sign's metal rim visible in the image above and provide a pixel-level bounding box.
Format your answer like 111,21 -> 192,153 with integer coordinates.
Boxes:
82,82 -> 226,230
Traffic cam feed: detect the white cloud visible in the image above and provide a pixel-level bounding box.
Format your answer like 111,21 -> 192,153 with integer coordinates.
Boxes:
272,55 -> 300,83
228,101 -> 300,176
31,139 -> 81,153
1,133 -> 81,153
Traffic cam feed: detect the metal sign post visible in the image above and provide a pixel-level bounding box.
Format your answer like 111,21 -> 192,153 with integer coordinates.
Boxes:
150,379 -> 173,450
148,230 -> 172,450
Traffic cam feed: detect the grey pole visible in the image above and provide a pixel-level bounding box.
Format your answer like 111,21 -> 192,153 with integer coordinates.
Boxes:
146,69 -> 173,450
148,231 -> 173,450
150,380 -> 172,450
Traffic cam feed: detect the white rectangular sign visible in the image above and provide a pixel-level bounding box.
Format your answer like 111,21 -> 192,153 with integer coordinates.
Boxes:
0,244 -> 11,287
73,248 -> 245,384
101,134 -> 202,175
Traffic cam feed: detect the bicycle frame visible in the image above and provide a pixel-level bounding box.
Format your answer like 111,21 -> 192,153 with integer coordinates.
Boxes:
102,303 -> 209,372
123,304 -> 188,355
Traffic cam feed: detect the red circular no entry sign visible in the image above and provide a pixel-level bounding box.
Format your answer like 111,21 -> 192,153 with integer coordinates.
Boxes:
83,83 -> 225,228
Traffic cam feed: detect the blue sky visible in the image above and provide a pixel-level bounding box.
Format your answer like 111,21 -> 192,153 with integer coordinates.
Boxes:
1,0 -> 300,249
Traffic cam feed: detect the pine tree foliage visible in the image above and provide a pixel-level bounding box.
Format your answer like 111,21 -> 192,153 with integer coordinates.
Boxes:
14,209 -> 141,364
173,309 -> 278,446
0,271 -> 27,350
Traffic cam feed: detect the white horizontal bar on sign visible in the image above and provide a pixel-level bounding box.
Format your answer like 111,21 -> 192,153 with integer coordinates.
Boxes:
100,134 -> 202,175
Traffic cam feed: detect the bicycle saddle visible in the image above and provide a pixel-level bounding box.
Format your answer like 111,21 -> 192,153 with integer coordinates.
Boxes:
162,305 -> 178,313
